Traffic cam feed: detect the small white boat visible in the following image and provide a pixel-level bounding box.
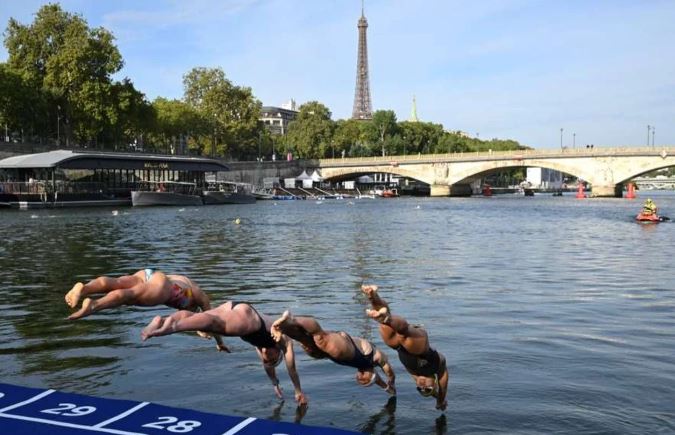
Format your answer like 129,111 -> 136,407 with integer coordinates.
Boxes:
203,182 -> 256,204
131,181 -> 203,207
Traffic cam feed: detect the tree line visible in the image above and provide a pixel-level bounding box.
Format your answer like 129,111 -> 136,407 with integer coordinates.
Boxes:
0,4 -> 528,161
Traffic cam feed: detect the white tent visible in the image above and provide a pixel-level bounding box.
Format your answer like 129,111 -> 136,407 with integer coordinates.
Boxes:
310,170 -> 323,182
295,170 -> 312,181
296,170 -> 313,188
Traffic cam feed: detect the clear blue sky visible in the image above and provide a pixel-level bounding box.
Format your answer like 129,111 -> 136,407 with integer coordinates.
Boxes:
1,0 -> 674,148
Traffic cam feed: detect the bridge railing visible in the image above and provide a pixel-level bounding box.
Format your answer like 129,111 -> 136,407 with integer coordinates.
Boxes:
318,146 -> 675,166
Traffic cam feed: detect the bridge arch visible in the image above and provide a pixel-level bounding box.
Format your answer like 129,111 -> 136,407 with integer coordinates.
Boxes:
449,159 -> 591,185
316,148 -> 675,196
321,165 -> 434,185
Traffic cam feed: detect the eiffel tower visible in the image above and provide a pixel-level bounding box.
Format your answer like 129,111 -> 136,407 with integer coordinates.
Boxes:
352,1 -> 372,120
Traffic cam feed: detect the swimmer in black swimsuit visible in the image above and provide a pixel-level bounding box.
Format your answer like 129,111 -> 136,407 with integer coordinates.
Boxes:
362,284 -> 449,411
271,311 -> 396,395
141,301 -> 307,405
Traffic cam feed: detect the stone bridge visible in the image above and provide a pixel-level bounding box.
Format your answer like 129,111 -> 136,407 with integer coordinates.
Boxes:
315,147 -> 675,197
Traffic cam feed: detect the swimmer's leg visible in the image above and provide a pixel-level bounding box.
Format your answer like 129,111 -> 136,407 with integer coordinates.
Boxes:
66,275 -> 141,308
65,282 -> 84,308
271,311 -> 324,348
67,297 -> 94,320
141,315 -> 164,340
143,311 -> 222,340
68,285 -> 147,320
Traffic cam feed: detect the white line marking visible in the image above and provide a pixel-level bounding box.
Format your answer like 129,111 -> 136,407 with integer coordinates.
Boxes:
93,401 -> 150,428
0,412 -> 146,435
221,417 -> 256,435
0,389 -> 55,413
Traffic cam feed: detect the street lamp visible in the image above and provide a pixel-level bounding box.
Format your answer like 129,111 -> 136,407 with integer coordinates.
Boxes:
560,128 -> 563,150
652,126 -> 655,148
647,125 -> 651,147
57,105 -> 61,147
573,132 -> 576,149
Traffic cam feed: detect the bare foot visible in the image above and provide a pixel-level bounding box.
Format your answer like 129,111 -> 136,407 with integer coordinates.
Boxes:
271,310 -> 292,342
196,330 -> 212,339
65,282 -> 84,308
361,284 -> 379,299
141,315 -> 163,341
68,297 -> 94,320
366,307 -> 390,324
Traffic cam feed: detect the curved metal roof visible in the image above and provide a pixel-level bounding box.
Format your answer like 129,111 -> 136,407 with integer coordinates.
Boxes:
0,150 -> 229,172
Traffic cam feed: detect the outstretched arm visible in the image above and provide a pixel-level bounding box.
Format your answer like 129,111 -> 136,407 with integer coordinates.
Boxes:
375,349 -> 396,395
436,358 -> 449,411
260,351 -> 284,400
193,287 -> 212,311
282,338 -> 307,405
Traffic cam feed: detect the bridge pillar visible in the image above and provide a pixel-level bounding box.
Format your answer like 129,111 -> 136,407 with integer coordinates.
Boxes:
591,184 -> 622,198
430,184 -> 451,197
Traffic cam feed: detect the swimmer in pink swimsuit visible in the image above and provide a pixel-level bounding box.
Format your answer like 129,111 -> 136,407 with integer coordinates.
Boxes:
64,269 -> 226,352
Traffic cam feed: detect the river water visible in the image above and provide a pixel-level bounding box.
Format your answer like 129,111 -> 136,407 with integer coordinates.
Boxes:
1,192 -> 674,434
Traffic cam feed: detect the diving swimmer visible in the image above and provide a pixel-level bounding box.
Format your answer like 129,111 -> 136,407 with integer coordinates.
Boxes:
65,269 -> 226,351
362,284 -> 449,410
271,310 -> 396,395
141,301 -> 308,405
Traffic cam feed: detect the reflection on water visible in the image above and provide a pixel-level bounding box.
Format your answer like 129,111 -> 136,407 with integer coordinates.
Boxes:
2,192 -> 675,434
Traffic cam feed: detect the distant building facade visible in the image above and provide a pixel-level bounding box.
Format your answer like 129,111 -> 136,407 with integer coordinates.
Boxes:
261,100 -> 298,135
526,167 -> 563,189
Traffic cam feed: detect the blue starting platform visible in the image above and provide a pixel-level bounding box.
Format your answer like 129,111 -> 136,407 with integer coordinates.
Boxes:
0,383 -> 360,435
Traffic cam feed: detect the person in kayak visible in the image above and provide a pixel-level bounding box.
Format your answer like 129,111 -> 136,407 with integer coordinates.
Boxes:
362,284 -> 449,411
642,198 -> 657,216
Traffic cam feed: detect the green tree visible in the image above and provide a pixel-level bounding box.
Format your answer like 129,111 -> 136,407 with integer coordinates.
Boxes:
333,118 -> 366,158
4,3 -> 124,145
369,110 -> 398,156
0,63 -> 46,141
398,121 -> 444,155
183,67 -> 263,158
284,101 -> 335,158
151,97 -> 204,154
107,79 -> 155,151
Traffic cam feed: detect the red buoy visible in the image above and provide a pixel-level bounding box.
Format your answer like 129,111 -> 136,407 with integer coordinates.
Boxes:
625,182 -> 636,199
576,182 -> 586,199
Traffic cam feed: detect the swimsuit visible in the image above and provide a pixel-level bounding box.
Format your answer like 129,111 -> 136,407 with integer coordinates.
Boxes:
328,333 -> 376,370
396,345 -> 442,377
232,302 -> 277,349
165,281 -> 197,311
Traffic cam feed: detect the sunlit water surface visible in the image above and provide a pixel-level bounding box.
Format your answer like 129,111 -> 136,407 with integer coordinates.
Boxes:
1,192 -> 674,434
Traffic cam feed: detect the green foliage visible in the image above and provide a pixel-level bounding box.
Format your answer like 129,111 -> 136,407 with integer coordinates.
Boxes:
150,97 -> 204,154
4,4 -> 127,145
0,63 -> 47,139
333,119 -> 367,157
398,121 -> 444,154
284,101 -> 335,158
367,110 -> 398,156
182,67 -> 263,158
